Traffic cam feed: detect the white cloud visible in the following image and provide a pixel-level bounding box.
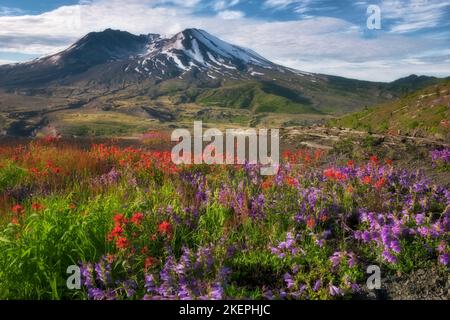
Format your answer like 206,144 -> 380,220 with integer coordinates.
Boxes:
216,10 -> 244,20
276,57 -> 450,81
0,6 -> 26,16
381,0 -> 450,33
264,0 -> 299,9
151,0 -> 202,7
0,0 -> 448,81
0,59 -> 16,65
213,0 -> 240,11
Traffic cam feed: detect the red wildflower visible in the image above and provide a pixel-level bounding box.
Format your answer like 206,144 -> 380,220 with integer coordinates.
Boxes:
158,221 -> 172,235
119,159 -> 127,167
113,213 -> 127,225
285,177 -> 296,186
334,171 -> 347,181
324,168 -> 335,179
31,203 -> 44,211
144,256 -> 155,270
385,159 -> 393,166
324,168 -> 347,181
108,225 -> 124,241
362,176 -> 372,185
28,167 -> 40,176
51,167 -> 61,174
347,160 -> 355,168
370,155 -> 378,164
306,217 -> 316,230
375,177 -> 386,189
11,217 -> 19,225
314,149 -> 322,161
11,204 -> 24,215
131,212 -> 144,226
107,254 -> 115,263
116,237 -> 129,249
282,150 -> 291,159
261,180 -> 273,190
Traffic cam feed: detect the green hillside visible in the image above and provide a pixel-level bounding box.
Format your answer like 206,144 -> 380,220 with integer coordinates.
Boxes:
331,79 -> 450,140
196,81 -> 320,114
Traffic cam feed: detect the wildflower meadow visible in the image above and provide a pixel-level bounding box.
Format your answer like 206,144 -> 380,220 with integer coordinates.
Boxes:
0,137 -> 448,300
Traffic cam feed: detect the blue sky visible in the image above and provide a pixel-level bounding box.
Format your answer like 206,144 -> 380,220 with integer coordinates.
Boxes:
0,0 -> 449,81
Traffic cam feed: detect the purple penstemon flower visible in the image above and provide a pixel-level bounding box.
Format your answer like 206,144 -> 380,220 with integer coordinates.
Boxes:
348,252 -> 357,267
144,274 -> 156,293
88,287 -> 105,300
120,280 -> 137,298
438,253 -> 449,266
94,257 -> 112,287
313,279 -> 321,292
330,252 -> 342,268
262,290 -> 274,300
284,273 -> 295,289
209,283 -> 224,300
80,263 -> 95,288
329,284 -> 344,297
417,226 -> 430,237
382,250 -> 397,264
389,239 -> 401,254
430,149 -> 450,167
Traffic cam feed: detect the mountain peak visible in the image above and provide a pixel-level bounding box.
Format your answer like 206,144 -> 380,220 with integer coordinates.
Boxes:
156,28 -> 274,71
0,28 -> 281,87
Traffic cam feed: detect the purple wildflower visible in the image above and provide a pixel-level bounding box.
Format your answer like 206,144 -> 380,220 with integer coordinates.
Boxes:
382,250 -> 397,264
439,253 -> 449,266
313,279 -> 321,292
329,285 -> 344,297
284,273 -> 295,289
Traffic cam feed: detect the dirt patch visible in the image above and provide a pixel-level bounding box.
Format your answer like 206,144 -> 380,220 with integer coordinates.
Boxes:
357,266 -> 449,300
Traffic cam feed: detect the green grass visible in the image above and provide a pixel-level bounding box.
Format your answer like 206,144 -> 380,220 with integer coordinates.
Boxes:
196,81 -> 320,114
57,112 -> 155,137
331,80 -> 450,139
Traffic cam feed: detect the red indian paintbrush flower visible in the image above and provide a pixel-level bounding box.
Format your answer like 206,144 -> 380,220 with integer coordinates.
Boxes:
374,177 -> 386,189
347,160 -> 355,168
113,213 -> 127,225
31,203 -> 44,211
131,212 -> 144,226
11,204 -> 24,215
144,256 -> 155,270
324,168 -> 347,181
158,221 -> 172,235
306,217 -> 316,230
362,176 -> 372,185
370,155 -> 378,164
116,237 -> 129,249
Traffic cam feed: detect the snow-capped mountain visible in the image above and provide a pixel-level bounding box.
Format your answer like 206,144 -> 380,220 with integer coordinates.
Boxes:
129,28 -> 276,79
0,28 -> 292,87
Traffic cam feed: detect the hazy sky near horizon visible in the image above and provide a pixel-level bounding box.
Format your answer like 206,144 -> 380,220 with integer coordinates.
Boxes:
0,0 -> 449,81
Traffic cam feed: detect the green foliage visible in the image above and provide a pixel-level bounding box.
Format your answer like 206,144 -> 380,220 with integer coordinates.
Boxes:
0,161 -> 27,191
0,194 -> 122,299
